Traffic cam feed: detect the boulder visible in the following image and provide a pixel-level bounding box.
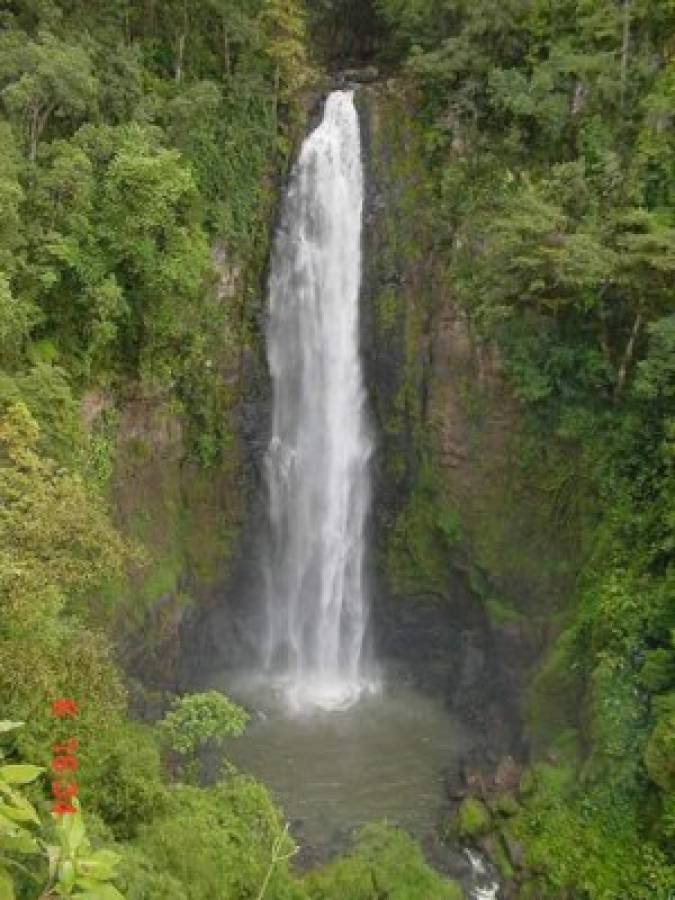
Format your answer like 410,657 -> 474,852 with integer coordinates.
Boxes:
493,755 -> 522,793
491,792 -> 520,818
502,832 -> 526,871
456,797 -> 492,838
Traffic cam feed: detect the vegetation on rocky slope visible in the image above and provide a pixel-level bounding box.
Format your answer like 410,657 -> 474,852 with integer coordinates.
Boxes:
360,0 -> 675,894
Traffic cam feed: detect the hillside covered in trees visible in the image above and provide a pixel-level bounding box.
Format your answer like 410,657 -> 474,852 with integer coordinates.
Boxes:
364,0 -> 675,895
0,0 -> 674,898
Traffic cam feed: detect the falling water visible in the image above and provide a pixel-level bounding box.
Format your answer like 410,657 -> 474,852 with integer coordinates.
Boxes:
263,90 -> 375,713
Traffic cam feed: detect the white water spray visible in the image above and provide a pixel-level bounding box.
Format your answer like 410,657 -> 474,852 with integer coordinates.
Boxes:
262,91 -> 375,712
465,849 -> 500,899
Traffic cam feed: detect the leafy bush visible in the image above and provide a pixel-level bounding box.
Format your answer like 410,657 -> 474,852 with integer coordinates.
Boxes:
305,823 -> 462,900
158,691 -> 249,757
132,777 -> 304,900
79,725 -> 167,841
645,709 -> 675,794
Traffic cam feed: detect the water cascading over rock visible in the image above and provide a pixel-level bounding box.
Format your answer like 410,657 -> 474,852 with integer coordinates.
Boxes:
263,90 -> 375,712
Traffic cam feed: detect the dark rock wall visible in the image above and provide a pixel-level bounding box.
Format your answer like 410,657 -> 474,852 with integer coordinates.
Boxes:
308,0 -> 387,67
86,246 -> 268,695
357,82 -> 558,760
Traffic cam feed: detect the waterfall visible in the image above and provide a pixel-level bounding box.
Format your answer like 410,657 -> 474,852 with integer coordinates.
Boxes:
262,90 -> 375,712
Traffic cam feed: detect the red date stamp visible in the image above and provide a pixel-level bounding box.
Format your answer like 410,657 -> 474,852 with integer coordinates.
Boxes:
50,699 -> 79,815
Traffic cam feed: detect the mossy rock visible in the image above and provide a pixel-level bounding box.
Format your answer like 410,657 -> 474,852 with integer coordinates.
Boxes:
485,597 -> 524,626
500,826 -> 526,872
517,880 -> 544,899
456,798 -> 492,838
491,792 -> 520,817
518,768 -> 537,798
482,833 -> 514,880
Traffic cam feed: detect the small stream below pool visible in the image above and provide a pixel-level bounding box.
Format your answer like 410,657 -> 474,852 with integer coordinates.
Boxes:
202,679 -> 500,898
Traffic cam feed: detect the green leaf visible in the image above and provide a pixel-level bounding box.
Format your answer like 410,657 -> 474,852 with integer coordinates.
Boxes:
0,784 -> 40,825
0,868 -> 14,900
77,849 -> 120,881
75,886 -> 125,900
58,858 -> 76,890
0,723 -> 23,735
0,800 -> 39,824
58,807 -> 86,855
0,832 -> 40,853
0,765 -> 44,785
47,844 -> 59,881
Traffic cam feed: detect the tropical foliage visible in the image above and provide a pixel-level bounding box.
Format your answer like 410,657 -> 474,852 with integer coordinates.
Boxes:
366,0 -> 675,894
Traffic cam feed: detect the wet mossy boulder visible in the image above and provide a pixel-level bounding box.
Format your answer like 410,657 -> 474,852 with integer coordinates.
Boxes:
491,792 -> 520,818
480,833 -> 514,881
456,797 -> 492,838
518,767 -> 537,798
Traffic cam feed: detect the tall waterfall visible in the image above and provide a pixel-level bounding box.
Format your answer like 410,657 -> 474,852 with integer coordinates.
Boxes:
263,91 -> 374,712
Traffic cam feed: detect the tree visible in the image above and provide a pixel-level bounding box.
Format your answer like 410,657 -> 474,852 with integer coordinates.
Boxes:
20,131 -> 128,375
205,0 -> 262,76
611,210 -> 675,395
0,275 -> 33,366
638,60 -> 675,210
0,31 -> 97,161
459,176 -> 616,321
0,124 -> 24,277
0,124 -> 34,360
261,0 -> 311,121
98,126 -> 210,380
157,691 -> 249,758
0,401 -> 127,635
18,121 -> 210,380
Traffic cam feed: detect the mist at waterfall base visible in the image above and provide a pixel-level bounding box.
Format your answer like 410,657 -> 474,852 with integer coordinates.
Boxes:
202,92 -> 498,897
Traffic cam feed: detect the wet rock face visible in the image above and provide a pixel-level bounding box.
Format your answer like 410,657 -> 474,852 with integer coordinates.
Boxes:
357,82 -> 543,761
372,584 -> 529,764
337,66 -> 380,85
100,238 -> 270,696
447,756 -> 524,804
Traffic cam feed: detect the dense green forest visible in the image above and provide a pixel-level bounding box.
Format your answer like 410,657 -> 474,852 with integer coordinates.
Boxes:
367,0 -> 675,895
0,0 -> 674,897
